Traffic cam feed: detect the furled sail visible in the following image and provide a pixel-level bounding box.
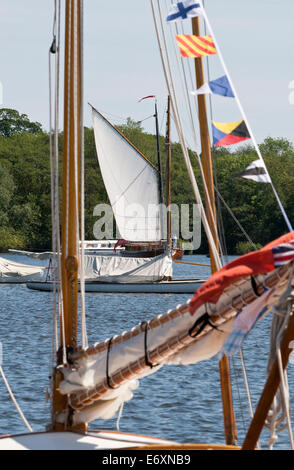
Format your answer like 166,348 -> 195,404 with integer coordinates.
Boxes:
91,106 -> 163,242
56,232 -> 294,426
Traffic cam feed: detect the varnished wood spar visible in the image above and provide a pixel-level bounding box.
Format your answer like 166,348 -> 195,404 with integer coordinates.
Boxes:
242,291 -> 294,449
72,264 -> 289,363
128,443 -> 240,450
89,103 -> 159,173
192,16 -> 237,445
61,0 -> 81,350
52,0 -> 85,432
69,267 -> 290,412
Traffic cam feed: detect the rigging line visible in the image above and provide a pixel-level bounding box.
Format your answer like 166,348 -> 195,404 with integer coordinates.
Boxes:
53,0 -> 64,354
62,0 -> 73,364
263,267 -> 294,447
79,0 -> 88,349
167,0 -> 200,143
201,3 -> 227,261
274,279 -> 294,449
54,0 -> 62,345
159,106 -> 166,135
111,164 -> 151,209
165,0 -> 224,262
49,49 -> 58,358
214,188 -> 258,250
65,0 -> 72,263
0,366 -> 33,433
239,349 -> 261,449
199,2 -> 293,233
230,355 -> 247,437
73,0 -> 80,347
152,0 -> 221,270
49,50 -> 60,431
137,113 -> 155,124
167,0 -> 201,151
49,0 -> 64,395
175,4 -> 200,136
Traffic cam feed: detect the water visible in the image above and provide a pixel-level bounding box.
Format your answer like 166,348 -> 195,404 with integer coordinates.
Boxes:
0,253 -> 293,450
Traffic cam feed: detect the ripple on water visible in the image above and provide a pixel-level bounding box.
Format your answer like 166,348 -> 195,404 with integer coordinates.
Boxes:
0,255 -> 293,448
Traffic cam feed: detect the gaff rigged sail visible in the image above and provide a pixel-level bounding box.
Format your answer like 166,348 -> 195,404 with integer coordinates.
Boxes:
91,106 -> 163,242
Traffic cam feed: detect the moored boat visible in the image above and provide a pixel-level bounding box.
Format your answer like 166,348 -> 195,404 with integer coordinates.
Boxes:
1,0 -> 294,452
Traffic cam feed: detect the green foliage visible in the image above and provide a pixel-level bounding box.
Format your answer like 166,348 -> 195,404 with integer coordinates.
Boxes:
0,108 -> 43,137
0,109 -> 293,254
0,227 -> 27,252
235,241 -> 262,255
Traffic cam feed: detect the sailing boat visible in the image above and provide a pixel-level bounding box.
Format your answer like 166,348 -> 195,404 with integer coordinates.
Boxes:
0,255 -> 47,283
1,0 -> 294,451
27,103 -> 205,293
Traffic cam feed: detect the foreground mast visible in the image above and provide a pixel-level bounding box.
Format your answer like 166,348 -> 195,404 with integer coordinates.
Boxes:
191,16 -> 237,445
52,0 -> 84,432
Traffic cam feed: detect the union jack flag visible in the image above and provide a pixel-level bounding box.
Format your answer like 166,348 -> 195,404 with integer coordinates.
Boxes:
272,240 -> 294,267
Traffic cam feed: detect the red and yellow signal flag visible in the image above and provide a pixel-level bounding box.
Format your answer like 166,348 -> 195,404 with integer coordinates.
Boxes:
176,35 -> 217,57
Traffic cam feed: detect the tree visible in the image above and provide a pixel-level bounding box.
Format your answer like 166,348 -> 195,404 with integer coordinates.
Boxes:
0,108 -> 43,137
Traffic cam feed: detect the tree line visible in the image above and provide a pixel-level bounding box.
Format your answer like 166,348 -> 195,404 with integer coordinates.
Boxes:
0,108 -> 293,254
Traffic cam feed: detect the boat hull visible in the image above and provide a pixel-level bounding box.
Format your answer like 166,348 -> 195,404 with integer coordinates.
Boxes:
26,278 -> 204,293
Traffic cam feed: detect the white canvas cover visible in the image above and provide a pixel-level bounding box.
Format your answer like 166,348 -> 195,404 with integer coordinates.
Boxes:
92,107 -> 162,241
83,253 -> 172,283
0,257 -> 45,283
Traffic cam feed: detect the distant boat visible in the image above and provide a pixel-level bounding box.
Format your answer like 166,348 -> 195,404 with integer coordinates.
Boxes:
2,0 -> 294,452
26,103 -> 201,293
0,256 -> 46,283
27,251 -> 204,293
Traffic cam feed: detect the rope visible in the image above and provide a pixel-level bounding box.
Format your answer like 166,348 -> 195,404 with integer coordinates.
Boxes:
165,0 -> 225,264
116,402 -> 124,431
230,355 -> 247,437
49,0 -> 66,366
0,366 -> 33,433
79,0 -> 88,350
199,1 -> 292,233
265,264 -> 294,449
174,260 -> 210,267
73,0 -> 80,265
150,0 -> 222,271
214,188 -> 258,251
239,349 -> 261,449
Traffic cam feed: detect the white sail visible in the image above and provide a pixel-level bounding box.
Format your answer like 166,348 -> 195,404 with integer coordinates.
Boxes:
92,106 -> 163,242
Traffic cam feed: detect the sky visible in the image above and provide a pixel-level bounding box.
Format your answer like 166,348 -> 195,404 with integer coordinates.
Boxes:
0,0 -> 294,148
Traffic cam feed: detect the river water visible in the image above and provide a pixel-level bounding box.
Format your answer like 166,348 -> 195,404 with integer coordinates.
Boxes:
0,253 -> 293,450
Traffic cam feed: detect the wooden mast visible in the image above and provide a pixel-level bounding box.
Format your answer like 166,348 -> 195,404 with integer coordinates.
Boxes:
52,0 -> 85,431
191,16 -> 237,445
155,100 -> 164,207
